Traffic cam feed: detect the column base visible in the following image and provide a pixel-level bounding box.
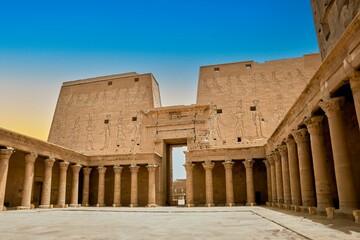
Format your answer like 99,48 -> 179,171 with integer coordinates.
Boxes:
353,210 -> 360,223
70,204 -> 81,207
96,204 -> 106,207
326,207 -> 335,219
17,206 -> 31,210
271,203 -> 277,207
112,204 -> 121,207
56,204 -> 68,208
246,202 -> 256,206
283,204 -> 291,210
82,204 -> 90,207
185,204 -> 195,207
266,202 -> 271,207
39,204 -> 53,209
225,203 -> 235,207
205,203 -> 215,207
129,203 -> 138,207
147,204 -> 158,208
308,207 -> 317,215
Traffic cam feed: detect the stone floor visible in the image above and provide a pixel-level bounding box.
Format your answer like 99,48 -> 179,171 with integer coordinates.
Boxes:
0,206 -> 359,240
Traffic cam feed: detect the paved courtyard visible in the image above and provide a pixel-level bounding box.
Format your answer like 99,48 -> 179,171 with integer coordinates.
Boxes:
0,207 -> 359,240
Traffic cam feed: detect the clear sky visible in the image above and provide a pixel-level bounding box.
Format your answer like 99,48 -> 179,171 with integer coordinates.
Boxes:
0,0 -> 319,143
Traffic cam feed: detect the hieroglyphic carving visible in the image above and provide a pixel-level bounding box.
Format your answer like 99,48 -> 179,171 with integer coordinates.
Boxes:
130,111 -> 144,153
296,68 -> 306,84
271,71 -> 282,87
285,71 -> 294,88
206,77 -> 222,94
85,115 -> 95,151
232,100 -> 245,137
100,114 -> 111,151
70,116 -> 81,146
251,100 -> 264,138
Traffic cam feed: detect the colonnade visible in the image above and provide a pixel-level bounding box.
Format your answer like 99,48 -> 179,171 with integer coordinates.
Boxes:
184,159 -> 257,207
0,150 -> 160,210
264,96 -> 360,216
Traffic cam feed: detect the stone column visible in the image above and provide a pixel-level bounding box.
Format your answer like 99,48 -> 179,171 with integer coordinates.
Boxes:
243,159 -> 256,206
278,144 -> 291,207
147,164 -> 158,207
272,151 -> 283,205
349,76 -> 360,129
70,164 -> 82,207
222,160 -> 234,206
129,164 -> 140,207
319,97 -> 358,211
267,155 -> 277,205
291,128 -> 316,207
113,165 -> 123,207
263,159 -> 272,204
20,152 -> 38,209
305,116 -> 334,212
97,166 -> 107,207
82,167 -> 91,206
183,162 -> 195,207
39,158 -> 55,208
202,161 -> 215,207
57,161 -> 69,207
284,136 -> 302,206
0,148 -> 15,211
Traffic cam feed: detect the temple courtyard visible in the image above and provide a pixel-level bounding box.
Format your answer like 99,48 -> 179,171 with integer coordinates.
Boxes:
0,207 -> 359,239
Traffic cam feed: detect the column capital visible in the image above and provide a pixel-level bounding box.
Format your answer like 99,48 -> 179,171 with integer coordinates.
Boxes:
183,162 -> 195,172
83,167 -> 92,175
146,164 -> 158,172
319,97 -> 345,117
97,166 -> 107,174
267,155 -> 275,165
113,165 -> 123,174
277,144 -> 288,156
202,161 -> 215,170
291,128 -> 309,143
25,152 -> 38,163
44,158 -> 55,167
71,164 -> 82,173
284,136 -> 295,147
129,164 -> 140,173
271,151 -> 281,162
0,147 -> 15,160
222,160 -> 234,169
263,159 -> 270,168
59,161 -> 70,170
304,115 -> 324,136
243,159 -> 254,168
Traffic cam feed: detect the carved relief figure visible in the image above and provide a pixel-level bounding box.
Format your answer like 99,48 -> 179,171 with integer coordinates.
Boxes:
115,113 -> 126,152
226,75 -> 233,93
271,71 -> 282,87
285,71 -> 294,88
209,102 -> 223,142
100,114 -> 111,151
70,116 -> 81,145
296,69 -> 306,84
271,94 -> 286,124
130,111 -> 144,153
206,77 -> 222,93
85,115 -> 95,151
232,100 -> 245,137
251,100 -> 264,138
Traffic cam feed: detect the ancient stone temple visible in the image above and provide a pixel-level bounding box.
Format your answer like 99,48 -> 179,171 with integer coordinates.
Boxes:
1,0 -> 360,222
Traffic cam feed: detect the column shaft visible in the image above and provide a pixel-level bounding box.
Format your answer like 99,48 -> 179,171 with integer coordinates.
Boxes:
0,148 -> 14,211
272,151 -> 283,204
147,164 -> 158,207
350,77 -> 360,130
268,156 -> 277,204
292,128 -> 316,207
39,158 -> 55,208
285,137 -> 302,206
305,116 -> 334,211
223,160 -> 234,206
278,145 -> 291,205
70,164 -> 82,207
184,163 -> 195,207
82,168 -> 92,206
243,159 -> 256,206
202,161 -> 215,207
129,164 -> 140,207
320,97 -> 358,211
97,166 -> 107,207
263,160 -> 272,204
57,161 -> 69,207
113,166 -> 123,207
20,152 -> 37,209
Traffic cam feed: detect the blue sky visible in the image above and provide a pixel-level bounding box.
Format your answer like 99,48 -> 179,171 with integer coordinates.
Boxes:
0,1 -> 318,178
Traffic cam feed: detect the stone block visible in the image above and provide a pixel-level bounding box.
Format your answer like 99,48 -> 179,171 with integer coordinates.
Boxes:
353,210 -> 360,223
308,207 -> 317,215
326,207 -> 335,219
